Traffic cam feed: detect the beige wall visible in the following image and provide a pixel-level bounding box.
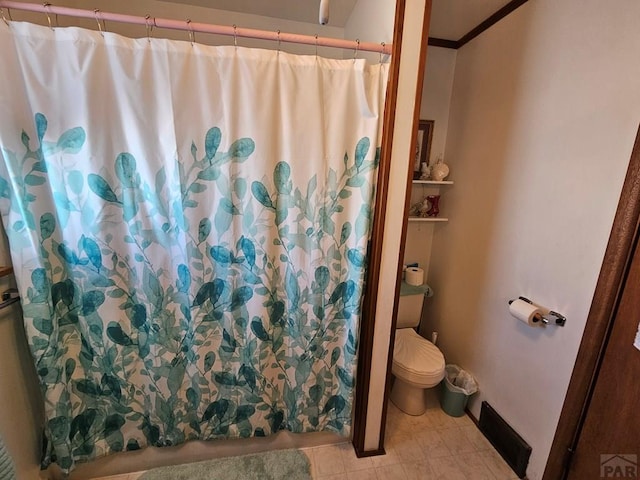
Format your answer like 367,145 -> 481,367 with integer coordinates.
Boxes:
420,46 -> 456,164
6,0 -> 346,56
423,0 -> 640,478
404,46 -> 457,279
344,0 -> 395,64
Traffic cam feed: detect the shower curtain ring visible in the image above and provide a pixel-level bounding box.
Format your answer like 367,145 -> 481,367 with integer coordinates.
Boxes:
277,29 -> 281,53
315,34 -> 318,57
233,24 -> 238,48
187,19 -> 195,46
94,9 -> 105,36
0,8 -> 9,26
145,15 -> 154,42
43,3 -> 54,30
353,39 -> 360,61
379,42 -> 386,63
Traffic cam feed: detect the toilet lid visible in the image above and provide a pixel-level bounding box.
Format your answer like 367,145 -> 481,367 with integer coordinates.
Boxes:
393,329 -> 445,386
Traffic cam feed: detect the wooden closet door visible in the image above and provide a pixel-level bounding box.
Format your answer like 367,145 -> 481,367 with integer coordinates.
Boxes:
567,234 -> 640,479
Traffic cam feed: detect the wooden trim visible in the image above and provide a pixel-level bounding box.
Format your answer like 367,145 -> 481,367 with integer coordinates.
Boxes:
351,0 -> 406,455
0,266 -> 13,278
377,0 -> 433,453
465,407 -> 479,425
426,0 -> 530,50
354,447 -> 386,458
428,37 -> 458,49
457,0 -> 530,48
543,125 -> 640,480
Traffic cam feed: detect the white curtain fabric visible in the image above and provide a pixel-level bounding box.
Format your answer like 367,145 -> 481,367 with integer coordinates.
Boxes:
0,21 -> 387,472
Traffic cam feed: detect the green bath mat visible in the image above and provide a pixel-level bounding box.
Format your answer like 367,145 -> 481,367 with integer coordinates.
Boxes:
138,449 -> 311,480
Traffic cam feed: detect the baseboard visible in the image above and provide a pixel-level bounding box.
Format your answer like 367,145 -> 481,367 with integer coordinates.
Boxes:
352,446 -> 386,458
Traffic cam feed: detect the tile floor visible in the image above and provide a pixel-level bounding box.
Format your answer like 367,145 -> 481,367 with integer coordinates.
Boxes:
92,392 -> 519,480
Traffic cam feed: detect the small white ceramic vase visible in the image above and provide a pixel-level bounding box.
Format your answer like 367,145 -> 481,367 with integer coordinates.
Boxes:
431,161 -> 449,181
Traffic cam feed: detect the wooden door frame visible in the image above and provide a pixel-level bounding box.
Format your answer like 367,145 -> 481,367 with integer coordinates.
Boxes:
352,0 -> 433,455
351,0 -> 407,455
543,125 -> 640,479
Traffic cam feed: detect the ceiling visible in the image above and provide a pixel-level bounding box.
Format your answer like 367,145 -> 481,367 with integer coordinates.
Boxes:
166,0 -> 513,41
429,0 -> 512,40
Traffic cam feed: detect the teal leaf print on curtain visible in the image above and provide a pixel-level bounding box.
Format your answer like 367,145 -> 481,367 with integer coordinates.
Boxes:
0,114 -> 379,473
0,21 -> 387,474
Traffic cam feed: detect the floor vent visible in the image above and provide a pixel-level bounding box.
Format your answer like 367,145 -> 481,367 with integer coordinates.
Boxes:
478,401 -> 532,479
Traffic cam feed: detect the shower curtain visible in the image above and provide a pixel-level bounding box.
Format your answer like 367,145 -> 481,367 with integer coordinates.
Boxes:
0,22 -> 387,472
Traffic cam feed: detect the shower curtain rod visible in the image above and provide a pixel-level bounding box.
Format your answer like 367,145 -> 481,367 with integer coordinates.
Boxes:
0,1 -> 391,55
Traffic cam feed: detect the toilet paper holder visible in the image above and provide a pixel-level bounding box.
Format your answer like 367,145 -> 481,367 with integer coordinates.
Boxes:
508,296 -> 567,327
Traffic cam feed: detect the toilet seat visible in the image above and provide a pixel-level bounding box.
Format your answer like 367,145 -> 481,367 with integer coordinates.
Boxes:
392,329 -> 445,387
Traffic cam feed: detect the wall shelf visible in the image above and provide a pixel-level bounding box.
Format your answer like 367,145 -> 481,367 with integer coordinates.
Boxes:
412,180 -> 453,185
408,217 -> 448,223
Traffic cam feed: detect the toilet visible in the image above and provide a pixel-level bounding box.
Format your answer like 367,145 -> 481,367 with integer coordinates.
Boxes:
390,291 -> 445,415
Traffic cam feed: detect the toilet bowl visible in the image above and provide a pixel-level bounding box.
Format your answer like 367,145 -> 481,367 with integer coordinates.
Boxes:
390,289 -> 445,415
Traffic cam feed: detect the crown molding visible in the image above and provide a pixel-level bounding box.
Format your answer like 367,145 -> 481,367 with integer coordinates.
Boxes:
427,0 -> 529,50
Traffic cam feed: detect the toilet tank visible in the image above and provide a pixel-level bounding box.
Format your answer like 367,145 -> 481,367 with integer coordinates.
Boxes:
396,293 -> 425,329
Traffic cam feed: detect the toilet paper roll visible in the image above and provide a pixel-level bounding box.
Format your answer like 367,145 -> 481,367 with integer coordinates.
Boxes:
509,299 -> 543,326
405,267 -> 424,286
